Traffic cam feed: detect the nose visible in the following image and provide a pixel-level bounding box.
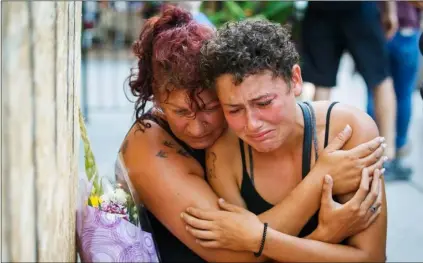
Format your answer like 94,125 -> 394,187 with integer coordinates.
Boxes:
245,108 -> 263,132
186,118 -> 206,137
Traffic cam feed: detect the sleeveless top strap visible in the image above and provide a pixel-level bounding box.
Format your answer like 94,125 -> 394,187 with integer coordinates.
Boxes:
303,101 -> 319,162
239,139 -> 256,186
248,144 -> 255,186
298,102 -> 313,178
239,139 -> 248,175
142,111 -> 178,143
297,101 -> 321,238
324,102 -> 340,148
239,102 -> 322,183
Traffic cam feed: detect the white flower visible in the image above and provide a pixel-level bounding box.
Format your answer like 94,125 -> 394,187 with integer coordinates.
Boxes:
114,188 -> 128,204
100,193 -> 111,204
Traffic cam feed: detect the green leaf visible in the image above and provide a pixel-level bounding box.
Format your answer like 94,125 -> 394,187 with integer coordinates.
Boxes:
261,2 -> 294,23
224,1 -> 245,20
79,107 -> 101,196
207,11 -> 228,25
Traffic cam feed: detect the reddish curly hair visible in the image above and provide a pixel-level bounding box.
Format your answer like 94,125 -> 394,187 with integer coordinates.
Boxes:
129,5 -> 214,129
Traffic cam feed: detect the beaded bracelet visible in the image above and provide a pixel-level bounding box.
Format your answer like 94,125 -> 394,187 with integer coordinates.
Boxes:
254,222 -> 268,257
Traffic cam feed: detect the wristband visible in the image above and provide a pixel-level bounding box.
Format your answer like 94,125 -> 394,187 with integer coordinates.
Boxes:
254,222 -> 268,257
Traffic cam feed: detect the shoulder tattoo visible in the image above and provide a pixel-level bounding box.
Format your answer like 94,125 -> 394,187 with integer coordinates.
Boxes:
163,140 -> 175,148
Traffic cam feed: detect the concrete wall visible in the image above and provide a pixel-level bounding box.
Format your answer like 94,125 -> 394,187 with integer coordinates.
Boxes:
1,2 -> 81,261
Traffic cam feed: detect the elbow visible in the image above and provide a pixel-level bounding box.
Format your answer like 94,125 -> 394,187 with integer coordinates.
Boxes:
369,254 -> 386,263
361,251 -> 386,262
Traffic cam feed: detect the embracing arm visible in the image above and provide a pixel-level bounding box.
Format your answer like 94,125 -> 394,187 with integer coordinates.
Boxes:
330,105 -> 388,261
261,107 -> 388,262
207,141 -> 323,236
207,126 -> 383,237
121,122 -> 269,262
258,173 -> 385,262
261,105 -> 387,262
184,168 -> 383,262
262,224 -> 377,262
258,230 -> 359,261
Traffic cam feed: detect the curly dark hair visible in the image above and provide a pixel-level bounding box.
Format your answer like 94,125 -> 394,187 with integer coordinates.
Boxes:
128,5 -> 214,130
200,19 -> 299,89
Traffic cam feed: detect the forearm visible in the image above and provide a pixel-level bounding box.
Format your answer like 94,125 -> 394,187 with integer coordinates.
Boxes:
262,227 -> 371,262
337,115 -> 387,262
342,181 -> 388,262
381,1 -> 397,15
258,170 -> 324,235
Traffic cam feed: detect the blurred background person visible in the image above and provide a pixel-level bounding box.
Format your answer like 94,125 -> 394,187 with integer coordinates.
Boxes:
300,1 -> 398,172
367,1 -> 422,181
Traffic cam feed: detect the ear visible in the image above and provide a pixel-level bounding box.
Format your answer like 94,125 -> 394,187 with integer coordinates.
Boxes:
291,64 -> 303,97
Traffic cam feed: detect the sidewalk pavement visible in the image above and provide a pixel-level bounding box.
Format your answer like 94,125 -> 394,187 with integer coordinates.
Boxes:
80,53 -> 423,262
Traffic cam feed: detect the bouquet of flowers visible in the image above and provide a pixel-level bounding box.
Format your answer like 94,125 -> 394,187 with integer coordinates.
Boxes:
76,109 -> 161,262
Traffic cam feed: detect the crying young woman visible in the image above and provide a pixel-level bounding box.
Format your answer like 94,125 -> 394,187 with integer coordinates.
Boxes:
118,5 -> 387,262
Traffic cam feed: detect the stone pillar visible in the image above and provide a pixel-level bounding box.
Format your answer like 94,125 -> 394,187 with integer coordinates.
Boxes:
1,1 -> 81,261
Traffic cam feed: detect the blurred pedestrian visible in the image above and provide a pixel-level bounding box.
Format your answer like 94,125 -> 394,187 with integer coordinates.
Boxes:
301,1 -> 398,167
367,1 -> 422,181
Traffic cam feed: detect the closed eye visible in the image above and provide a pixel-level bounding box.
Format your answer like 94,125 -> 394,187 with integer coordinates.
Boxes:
257,100 -> 273,107
174,109 -> 190,116
228,108 -> 242,114
203,104 -> 221,112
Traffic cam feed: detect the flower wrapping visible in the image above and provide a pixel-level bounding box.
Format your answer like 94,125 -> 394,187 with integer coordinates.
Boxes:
76,109 -> 161,262
77,206 -> 158,262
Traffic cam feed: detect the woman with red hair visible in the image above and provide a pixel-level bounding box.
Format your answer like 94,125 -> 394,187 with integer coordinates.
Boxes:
119,5 -> 386,262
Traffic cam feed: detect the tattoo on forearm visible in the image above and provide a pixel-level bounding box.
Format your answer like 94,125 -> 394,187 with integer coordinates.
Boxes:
120,139 -> 129,155
163,140 -> 175,148
177,148 -> 191,158
207,151 -> 217,179
156,150 -> 168,158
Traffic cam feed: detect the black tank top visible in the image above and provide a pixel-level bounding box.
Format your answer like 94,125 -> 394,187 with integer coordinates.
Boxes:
136,111 -> 207,262
239,101 -> 339,237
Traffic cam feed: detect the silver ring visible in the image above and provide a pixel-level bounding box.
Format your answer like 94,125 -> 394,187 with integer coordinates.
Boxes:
370,206 -> 377,213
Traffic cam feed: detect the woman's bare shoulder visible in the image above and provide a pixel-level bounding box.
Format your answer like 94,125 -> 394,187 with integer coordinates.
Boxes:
310,101 -> 379,149
120,120 -> 167,155
120,119 -> 204,177
310,101 -> 375,130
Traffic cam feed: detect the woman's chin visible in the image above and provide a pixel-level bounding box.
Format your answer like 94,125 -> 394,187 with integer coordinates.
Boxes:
186,137 -> 216,150
244,137 -> 278,153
